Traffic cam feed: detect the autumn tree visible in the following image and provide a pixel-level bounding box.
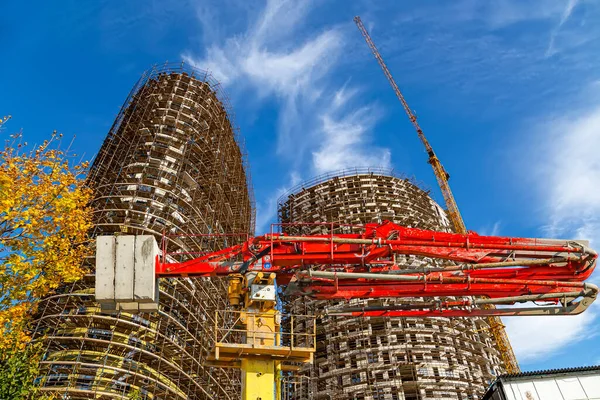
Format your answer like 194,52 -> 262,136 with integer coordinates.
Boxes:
0,116 -> 93,397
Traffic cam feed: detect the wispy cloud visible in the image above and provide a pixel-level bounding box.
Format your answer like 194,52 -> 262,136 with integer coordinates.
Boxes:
444,0 -> 600,364
478,221 -> 502,237
488,87 -> 600,363
254,171 -> 302,233
546,0 -> 580,57
184,0 -> 342,158
184,0 -> 392,230
504,83 -> 600,364
504,303 -> 599,363
184,0 -> 390,165
477,0 -> 566,29
373,0 -> 599,119
536,104 -> 600,248
312,86 -> 391,174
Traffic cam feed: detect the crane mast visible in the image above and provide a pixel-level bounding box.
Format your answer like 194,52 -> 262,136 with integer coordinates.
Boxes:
353,16 -> 519,373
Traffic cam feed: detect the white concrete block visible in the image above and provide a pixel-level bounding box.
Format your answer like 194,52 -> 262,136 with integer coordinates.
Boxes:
118,302 -> 141,312
117,302 -> 159,312
95,236 -> 115,303
115,236 -> 135,301
134,236 -> 159,302
95,235 -> 160,312
138,302 -> 159,312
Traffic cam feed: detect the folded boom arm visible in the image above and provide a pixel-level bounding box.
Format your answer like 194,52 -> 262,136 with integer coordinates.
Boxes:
153,221 -> 598,317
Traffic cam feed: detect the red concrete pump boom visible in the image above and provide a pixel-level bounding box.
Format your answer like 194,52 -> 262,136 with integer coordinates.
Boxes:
156,221 -> 598,318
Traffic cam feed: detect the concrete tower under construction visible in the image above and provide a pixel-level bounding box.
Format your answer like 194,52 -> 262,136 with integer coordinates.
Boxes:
278,168 -> 505,400
33,63 -> 254,399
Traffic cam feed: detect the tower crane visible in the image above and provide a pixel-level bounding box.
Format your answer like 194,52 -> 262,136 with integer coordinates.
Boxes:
353,16 -> 522,373
353,16 -> 465,233
95,221 -> 597,399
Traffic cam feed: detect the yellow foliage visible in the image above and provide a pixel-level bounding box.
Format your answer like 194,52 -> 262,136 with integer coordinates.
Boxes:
0,129 -> 93,352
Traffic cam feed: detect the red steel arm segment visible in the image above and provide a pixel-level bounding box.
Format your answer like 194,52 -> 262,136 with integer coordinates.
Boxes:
155,221 -> 598,317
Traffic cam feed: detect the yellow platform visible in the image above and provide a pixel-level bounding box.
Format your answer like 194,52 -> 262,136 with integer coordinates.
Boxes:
211,342 -> 314,364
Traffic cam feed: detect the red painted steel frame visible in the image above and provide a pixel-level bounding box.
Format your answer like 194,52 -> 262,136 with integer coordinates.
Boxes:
155,221 -> 598,316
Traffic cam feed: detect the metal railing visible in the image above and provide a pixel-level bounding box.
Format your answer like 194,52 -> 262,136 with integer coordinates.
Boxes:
276,167 -> 431,208
214,310 -> 316,351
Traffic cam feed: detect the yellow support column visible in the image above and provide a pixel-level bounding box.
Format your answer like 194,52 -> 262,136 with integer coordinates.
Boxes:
275,361 -> 282,400
241,273 -> 280,400
218,272 -> 314,400
241,357 -> 275,400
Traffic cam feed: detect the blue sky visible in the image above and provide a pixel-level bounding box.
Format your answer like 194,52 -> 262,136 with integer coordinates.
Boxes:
2,0 -> 600,372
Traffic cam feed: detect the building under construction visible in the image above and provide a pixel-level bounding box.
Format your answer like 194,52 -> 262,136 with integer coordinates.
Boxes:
29,62 -> 516,400
32,63 -> 254,399
278,168 -> 506,400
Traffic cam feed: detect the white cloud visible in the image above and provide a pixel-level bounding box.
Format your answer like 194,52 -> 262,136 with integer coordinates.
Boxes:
478,221 -> 502,237
504,302 -> 598,363
391,1 -> 566,30
506,86 -> 600,364
546,0 -> 580,57
183,0 -> 340,155
184,0 -> 390,173
312,90 -> 391,174
537,104 -> 600,248
478,0 -> 566,29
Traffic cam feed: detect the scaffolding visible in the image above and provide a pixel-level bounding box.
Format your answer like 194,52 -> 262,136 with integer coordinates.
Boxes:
278,171 -> 505,400
32,62 -> 254,399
